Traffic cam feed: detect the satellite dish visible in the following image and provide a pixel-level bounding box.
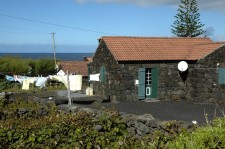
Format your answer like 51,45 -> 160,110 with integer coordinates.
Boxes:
178,61 -> 188,72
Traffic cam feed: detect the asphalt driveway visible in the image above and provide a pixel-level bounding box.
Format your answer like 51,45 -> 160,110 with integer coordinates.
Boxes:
75,98 -> 224,125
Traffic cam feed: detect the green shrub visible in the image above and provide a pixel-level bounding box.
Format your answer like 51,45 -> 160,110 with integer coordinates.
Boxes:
166,118 -> 225,148
0,80 -> 21,92
0,80 -> 12,91
0,98 -> 130,148
34,59 -> 56,76
0,56 -> 31,75
0,56 -> 56,76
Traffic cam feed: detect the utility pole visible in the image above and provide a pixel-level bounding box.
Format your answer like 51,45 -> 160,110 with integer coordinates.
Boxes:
67,70 -> 72,106
51,32 -> 58,71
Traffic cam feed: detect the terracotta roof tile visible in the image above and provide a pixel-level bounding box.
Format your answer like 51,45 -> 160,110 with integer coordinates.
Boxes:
100,36 -> 223,61
187,43 -> 225,60
59,61 -> 88,76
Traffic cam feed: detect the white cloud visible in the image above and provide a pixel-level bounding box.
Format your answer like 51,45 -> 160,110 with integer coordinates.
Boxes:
202,27 -> 225,42
216,34 -> 225,42
75,0 -> 225,12
204,26 -> 215,37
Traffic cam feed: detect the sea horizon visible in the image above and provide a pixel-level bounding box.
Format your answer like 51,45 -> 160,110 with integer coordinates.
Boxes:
0,53 -> 94,61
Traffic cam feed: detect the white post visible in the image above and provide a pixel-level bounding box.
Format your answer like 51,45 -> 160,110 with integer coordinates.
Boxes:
67,70 -> 72,106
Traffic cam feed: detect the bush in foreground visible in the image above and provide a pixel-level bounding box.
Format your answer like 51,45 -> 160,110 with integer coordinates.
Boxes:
1,96 -> 225,148
166,117 -> 225,148
0,98 -> 130,148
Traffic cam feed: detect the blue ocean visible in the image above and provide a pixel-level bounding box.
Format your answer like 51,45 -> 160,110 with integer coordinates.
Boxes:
0,53 -> 94,61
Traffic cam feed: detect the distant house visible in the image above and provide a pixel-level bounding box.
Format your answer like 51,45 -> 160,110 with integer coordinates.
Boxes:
58,61 -> 89,76
89,36 -> 225,104
58,60 -> 91,89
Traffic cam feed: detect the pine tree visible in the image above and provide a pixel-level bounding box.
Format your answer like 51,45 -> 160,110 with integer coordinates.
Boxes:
171,0 -> 205,37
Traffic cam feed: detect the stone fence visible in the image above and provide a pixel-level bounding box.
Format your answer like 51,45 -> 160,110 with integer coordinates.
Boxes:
58,104 -> 196,138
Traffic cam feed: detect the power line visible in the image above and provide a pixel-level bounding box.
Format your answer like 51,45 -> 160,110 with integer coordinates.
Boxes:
0,13 -> 117,36
0,30 -> 49,34
0,24 -> 49,34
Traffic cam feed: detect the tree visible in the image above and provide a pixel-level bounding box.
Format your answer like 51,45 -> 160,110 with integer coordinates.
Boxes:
171,0 -> 205,37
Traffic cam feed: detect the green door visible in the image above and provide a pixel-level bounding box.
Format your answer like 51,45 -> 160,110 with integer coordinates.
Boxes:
151,68 -> 158,98
138,68 -> 158,100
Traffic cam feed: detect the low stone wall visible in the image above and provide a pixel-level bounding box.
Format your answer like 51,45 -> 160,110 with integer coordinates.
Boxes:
58,105 -> 196,138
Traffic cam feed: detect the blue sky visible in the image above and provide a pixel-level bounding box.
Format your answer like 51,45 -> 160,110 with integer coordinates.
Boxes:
0,0 -> 225,53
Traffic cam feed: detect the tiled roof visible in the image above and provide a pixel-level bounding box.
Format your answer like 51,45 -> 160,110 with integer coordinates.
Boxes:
188,42 -> 225,60
100,36 -> 224,61
59,61 -> 88,76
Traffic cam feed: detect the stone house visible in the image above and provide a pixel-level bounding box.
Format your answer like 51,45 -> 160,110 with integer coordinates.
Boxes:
89,36 -> 225,104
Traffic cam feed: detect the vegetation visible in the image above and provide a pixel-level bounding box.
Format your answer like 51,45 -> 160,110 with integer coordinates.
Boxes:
34,59 -> 56,76
1,95 -> 225,148
0,79 -> 20,91
0,56 -> 56,76
167,118 -> 225,148
0,98 -> 129,148
171,0 -> 205,37
0,56 -> 31,75
0,56 -> 60,92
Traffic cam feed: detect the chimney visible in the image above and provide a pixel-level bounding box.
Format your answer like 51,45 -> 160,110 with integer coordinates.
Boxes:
83,56 -> 87,61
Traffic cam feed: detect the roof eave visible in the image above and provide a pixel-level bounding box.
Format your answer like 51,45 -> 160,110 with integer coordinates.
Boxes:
117,59 -> 197,64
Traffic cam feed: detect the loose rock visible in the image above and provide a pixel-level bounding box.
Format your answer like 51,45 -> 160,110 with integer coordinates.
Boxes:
94,125 -> 103,131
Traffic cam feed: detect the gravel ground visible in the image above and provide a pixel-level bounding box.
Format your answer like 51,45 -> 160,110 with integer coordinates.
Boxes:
11,90 -> 225,125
